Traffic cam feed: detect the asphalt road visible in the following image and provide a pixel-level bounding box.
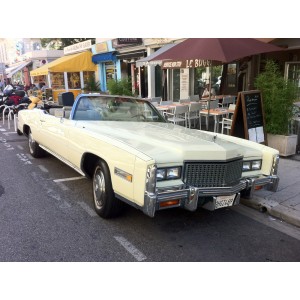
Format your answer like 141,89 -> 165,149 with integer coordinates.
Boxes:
0,121 -> 300,262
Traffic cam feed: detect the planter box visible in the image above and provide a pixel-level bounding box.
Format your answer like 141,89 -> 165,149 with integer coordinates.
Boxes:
267,134 -> 297,157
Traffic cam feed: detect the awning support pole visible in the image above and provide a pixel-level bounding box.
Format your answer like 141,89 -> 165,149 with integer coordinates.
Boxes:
64,72 -> 69,92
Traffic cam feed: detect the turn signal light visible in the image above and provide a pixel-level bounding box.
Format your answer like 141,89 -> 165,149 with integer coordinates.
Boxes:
159,200 -> 180,208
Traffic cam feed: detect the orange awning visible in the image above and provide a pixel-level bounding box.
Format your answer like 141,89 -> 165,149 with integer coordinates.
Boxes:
30,51 -> 97,76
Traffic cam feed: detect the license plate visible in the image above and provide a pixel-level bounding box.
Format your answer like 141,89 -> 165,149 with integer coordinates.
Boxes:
215,194 -> 236,209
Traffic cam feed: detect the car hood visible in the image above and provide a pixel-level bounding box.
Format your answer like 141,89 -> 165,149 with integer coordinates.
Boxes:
77,121 -> 261,163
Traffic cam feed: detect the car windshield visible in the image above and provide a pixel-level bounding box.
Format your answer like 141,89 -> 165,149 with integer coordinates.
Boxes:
72,95 -> 166,122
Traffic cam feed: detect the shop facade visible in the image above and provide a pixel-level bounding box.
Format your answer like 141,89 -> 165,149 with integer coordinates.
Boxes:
112,38 -> 147,97
92,39 -> 120,92
30,41 -> 97,101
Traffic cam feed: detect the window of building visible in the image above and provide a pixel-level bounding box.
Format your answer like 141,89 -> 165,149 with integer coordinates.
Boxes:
285,61 -> 300,100
67,72 -> 80,89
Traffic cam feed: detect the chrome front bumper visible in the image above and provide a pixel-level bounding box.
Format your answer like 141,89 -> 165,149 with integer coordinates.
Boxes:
143,174 -> 279,217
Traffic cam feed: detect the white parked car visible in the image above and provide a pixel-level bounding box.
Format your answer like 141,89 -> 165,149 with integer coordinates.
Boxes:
17,94 -> 280,218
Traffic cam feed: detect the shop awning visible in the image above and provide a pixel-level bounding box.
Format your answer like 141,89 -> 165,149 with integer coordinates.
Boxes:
92,51 -> 117,63
136,44 -> 176,67
30,51 -> 97,76
6,60 -> 32,78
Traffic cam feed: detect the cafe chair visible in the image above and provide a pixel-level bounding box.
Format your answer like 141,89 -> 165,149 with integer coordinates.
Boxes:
226,103 -> 236,118
164,105 -> 189,127
188,102 -> 204,129
150,97 -> 162,103
188,95 -> 200,101
160,100 -> 173,106
220,95 -> 235,108
179,98 -> 190,104
200,99 -> 219,130
221,117 -> 233,134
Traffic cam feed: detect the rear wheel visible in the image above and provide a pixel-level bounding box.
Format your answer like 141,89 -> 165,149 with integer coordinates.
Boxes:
28,129 -> 45,158
93,160 -> 123,218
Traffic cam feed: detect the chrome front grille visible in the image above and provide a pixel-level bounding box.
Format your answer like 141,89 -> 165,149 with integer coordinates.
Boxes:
184,158 -> 243,188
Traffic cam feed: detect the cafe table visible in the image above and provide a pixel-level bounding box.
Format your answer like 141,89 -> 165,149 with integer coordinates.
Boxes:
200,107 -> 235,133
156,102 -> 193,112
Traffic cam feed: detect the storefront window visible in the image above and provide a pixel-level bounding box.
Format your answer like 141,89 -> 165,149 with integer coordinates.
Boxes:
67,72 -> 80,89
172,69 -> 180,101
33,75 -> 47,86
227,63 -> 237,88
193,67 -> 206,96
50,73 -> 64,89
155,65 -> 162,97
83,71 -> 95,85
105,63 -> 116,82
285,62 -> 300,100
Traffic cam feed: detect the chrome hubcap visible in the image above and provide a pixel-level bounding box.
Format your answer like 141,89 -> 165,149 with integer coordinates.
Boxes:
93,168 -> 106,209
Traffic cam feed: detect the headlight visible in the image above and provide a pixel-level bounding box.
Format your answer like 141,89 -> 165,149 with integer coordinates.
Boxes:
156,167 -> 181,181
156,169 -> 166,180
243,160 -> 262,172
251,160 -> 262,170
242,161 -> 251,171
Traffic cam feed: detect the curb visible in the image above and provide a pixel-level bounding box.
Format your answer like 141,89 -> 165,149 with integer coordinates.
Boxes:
240,197 -> 300,228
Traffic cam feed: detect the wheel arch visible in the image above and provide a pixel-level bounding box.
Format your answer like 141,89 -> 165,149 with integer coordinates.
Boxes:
23,124 -> 30,137
81,152 -> 110,179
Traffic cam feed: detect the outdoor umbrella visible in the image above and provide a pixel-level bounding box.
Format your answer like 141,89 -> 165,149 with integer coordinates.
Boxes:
150,38 -> 283,126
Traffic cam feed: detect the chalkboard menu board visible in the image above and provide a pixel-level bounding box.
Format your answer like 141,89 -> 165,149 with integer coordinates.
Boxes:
231,90 -> 267,145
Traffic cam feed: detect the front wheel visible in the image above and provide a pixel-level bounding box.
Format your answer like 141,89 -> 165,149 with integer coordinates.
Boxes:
28,129 -> 45,158
93,160 -> 124,218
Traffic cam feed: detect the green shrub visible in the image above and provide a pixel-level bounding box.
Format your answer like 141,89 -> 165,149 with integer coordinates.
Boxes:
255,60 -> 297,135
84,76 -> 100,92
107,78 -> 134,96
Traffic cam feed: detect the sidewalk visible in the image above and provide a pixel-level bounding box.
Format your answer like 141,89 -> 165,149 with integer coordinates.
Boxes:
241,153 -> 300,228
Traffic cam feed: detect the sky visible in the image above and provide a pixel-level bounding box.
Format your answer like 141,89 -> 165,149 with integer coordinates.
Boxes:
3,1 -> 297,38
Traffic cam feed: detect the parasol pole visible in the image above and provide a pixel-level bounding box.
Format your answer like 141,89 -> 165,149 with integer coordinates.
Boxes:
207,60 -> 212,130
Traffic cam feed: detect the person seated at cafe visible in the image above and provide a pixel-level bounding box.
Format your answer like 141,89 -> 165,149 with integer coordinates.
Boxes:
202,83 -> 216,98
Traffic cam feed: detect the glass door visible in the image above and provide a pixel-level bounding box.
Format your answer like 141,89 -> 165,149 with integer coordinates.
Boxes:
285,62 -> 300,100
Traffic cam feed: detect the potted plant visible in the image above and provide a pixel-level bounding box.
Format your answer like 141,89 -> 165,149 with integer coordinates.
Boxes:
254,60 -> 298,156
107,78 -> 134,96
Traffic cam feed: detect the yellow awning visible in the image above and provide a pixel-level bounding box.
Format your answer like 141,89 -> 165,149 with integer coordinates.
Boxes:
30,51 -> 97,76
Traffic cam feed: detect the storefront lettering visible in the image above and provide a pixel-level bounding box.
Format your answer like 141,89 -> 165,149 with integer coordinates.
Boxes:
64,40 -> 92,55
162,61 -> 183,68
185,59 -> 211,68
162,59 -> 211,69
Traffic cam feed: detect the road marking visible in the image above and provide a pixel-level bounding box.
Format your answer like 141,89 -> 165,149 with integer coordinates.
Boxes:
26,154 -> 33,160
38,165 -> 49,173
53,176 -> 85,183
17,153 -> 32,165
56,182 -> 69,191
0,128 -> 6,132
17,145 -> 24,150
114,236 -> 147,261
78,201 -> 97,217
232,205 -> 300,241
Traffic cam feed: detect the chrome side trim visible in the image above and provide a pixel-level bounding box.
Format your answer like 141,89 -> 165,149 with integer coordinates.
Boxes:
39,145 -> 85,176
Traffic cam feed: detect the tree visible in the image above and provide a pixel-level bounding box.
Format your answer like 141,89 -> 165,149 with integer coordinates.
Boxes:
40,38 -> 96,50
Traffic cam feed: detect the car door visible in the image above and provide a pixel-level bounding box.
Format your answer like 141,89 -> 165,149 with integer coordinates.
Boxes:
38,110 -> 70,158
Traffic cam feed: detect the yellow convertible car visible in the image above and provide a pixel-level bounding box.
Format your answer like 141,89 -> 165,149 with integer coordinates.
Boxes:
17,94 -> 279,218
